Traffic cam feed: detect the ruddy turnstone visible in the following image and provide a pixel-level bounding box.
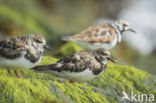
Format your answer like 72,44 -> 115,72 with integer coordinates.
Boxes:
63,20 -> 136,50
32,48 -> 116,82
0,34 -> 50,78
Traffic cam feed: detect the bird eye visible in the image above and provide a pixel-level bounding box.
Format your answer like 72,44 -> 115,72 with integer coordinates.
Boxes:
102,52 -> 107,55
123,24 -> 128,27
35,39 -> 43,43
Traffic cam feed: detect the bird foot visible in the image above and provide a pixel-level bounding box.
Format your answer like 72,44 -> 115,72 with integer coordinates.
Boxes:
14,70 -> 20,78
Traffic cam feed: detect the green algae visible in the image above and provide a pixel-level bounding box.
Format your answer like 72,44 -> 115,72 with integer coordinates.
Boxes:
0,56 -> 155,103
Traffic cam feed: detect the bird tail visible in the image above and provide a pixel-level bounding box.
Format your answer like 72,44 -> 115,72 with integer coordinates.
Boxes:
62,35 -> 75,41
32,64 -> 54,72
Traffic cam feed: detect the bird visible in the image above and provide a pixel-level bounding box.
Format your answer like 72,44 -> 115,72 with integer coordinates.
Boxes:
32,48 -> 116,82
63,20 -> 136,50
0,34 -> 50,78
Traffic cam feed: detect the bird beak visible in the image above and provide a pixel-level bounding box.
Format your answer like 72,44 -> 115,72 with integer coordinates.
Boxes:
44,45 -> 51,50
128,28 -> 136,33
107,57 -> 117,63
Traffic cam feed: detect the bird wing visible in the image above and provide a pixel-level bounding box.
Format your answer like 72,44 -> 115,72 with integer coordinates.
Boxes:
71,23 -> 117,44
33,50 -> 101,72
0,38 -> 25,59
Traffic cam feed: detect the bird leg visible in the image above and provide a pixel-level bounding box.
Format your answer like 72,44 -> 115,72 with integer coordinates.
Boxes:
7,69 -> 12,77
69,80 -> 74,83
14,70 -> 20,78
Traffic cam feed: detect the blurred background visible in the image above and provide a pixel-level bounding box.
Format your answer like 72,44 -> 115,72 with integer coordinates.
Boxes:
0,0 -> 155,75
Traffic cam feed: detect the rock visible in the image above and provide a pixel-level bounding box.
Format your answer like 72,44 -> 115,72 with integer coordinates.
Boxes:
0,56 -> 155,103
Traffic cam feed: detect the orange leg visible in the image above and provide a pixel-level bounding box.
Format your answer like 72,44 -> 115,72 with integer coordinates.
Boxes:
7,69 -> 12,77
69,80 -> 74,83
14,70 -> 20,78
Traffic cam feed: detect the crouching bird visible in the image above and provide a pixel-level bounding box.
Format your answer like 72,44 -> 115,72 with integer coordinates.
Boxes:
0,34 -> 50,78
32,48 -> 116,82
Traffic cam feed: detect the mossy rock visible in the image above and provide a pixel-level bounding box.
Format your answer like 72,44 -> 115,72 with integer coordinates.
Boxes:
60,42 -> 83,56
0,56 -> 155,103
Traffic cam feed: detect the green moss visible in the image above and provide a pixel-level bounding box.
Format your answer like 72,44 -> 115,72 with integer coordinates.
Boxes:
53,82 -> 108,103
39,56 -> 58,65
0,77 -> 58,103
89,63 -> 156,102
60,42 -> 83,56
0,56 -> 155,103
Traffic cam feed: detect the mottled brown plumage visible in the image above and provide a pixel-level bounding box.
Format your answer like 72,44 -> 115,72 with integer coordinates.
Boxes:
0,34 -> 45,62
63,20 -> 136,50
33,48 -> 116,82
72,24 -> 116,44
0,34 -> 48,78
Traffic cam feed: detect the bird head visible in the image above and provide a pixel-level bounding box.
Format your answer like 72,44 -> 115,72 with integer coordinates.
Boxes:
114,20 -> 136,33
29,34 -> 51,51
93,48 -> 116,64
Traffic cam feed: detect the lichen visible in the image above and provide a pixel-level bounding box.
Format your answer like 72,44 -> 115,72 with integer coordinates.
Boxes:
0,56 -> 155,103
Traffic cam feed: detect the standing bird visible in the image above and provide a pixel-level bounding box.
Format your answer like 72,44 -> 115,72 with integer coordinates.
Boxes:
0,34 -> 50,78
32,48 -> 116,82
63,20 -> 136,50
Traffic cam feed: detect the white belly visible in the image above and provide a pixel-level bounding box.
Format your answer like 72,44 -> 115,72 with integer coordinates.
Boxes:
94,37 -> 117,50
73,37 -> 118,50
0,52 -> 42,70
49,69 -> 97,82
